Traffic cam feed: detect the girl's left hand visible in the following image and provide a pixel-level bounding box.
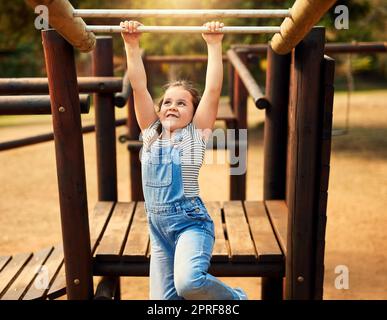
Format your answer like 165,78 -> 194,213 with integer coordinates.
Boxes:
202,21 -> 224,44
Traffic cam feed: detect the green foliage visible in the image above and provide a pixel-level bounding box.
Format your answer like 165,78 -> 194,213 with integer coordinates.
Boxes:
352,56 -> 374,72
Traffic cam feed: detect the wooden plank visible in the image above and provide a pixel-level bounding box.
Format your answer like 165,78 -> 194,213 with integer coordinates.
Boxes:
46,264 -> 65,300
0,256 -> 11,273
0,252 -> 32,298
265,200 -> 288,256
24,245 -> 64,300
14,202 -> 114,301
205,201 -> 229,262
244,201 -> 283,262
95,202 -> 135,260
47,202 -> 115,300
1,247 -> 53,300
90,201 -> 115,253
122,202 -> 149,261
223,201 -> 256,261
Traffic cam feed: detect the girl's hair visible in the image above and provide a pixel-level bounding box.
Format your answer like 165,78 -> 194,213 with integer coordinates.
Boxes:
154,80 -> 201,136
157,80 -> 201,112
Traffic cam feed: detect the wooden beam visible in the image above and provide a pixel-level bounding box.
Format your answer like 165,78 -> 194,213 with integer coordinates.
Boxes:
42,29 -> 93,300
26,0 -> 95,52
271,0 -> 337,54
285,27 -> 326,299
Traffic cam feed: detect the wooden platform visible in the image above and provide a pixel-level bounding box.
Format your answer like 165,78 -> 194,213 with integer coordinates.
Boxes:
0,200 -> 287,300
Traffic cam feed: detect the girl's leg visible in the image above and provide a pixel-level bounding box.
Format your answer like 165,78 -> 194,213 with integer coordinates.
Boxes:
174,226 -> 247,300
148,217 -> 181,300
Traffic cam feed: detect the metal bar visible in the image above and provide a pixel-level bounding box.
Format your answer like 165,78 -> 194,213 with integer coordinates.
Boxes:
75,9 -> 291,18
0,119 -> 127,152
41,29 -> 94,300
0,77 -> 122,95
227,49 -> 270,109
0,94 -> 90,115
86,25 -> 281,34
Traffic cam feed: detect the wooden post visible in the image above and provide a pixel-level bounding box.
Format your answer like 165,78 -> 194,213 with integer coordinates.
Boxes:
313,55 -> 335,299
127,83 -> 143,201
92,36 -> 118,201
41,29 -> 93,300
230,52 -> 248,200
92,36 -> 120,300
285,27 -> 326,299
226,61 -> 235,130
261,44 -> 291,300
263,45 -> 290,200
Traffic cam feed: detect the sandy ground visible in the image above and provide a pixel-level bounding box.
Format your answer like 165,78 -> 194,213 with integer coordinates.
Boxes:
1,90 -> 387,300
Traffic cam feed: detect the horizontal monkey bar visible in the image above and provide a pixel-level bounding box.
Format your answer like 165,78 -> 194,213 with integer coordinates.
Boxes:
74,9 -> 291,18
86,25 -> 281,34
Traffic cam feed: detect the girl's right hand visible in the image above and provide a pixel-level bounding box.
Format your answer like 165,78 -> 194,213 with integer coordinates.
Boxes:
120,20 -> 143,46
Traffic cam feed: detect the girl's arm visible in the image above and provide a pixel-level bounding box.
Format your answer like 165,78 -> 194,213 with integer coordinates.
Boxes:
121,21 -> 158,131
193,21 -> 224,138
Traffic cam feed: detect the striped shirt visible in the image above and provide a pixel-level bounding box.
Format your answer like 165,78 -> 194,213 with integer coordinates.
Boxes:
141,119 -> 207,197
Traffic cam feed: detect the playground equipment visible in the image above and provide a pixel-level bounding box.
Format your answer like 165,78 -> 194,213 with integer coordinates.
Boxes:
25,0 -> 336,53
0,0 -> 342,300
232,41 -> 387,136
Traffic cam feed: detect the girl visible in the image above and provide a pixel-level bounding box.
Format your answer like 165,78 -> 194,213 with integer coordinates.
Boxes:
121,20 -> 247,300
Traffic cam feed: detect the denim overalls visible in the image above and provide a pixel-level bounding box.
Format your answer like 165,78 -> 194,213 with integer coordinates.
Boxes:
141,127 -> 247,300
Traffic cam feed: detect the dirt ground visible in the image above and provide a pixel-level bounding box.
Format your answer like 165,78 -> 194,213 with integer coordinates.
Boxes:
1,90 -> 386,300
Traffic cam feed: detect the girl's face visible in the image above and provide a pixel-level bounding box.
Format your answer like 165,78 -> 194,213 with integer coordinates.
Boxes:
158,86 -> 195,132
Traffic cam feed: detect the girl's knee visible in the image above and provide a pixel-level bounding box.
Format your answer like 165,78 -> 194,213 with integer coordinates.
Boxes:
175,270 -> 207,299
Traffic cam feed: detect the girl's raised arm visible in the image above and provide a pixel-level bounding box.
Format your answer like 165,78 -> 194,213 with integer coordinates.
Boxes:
121,21 -> 158,131
193,21 -> 224,139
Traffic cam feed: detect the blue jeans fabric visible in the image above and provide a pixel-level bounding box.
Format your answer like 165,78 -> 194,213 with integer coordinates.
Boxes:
141,129 -> 247,300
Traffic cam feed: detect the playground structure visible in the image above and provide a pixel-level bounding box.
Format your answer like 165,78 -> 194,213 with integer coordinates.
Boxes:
2,0 -> 385,300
